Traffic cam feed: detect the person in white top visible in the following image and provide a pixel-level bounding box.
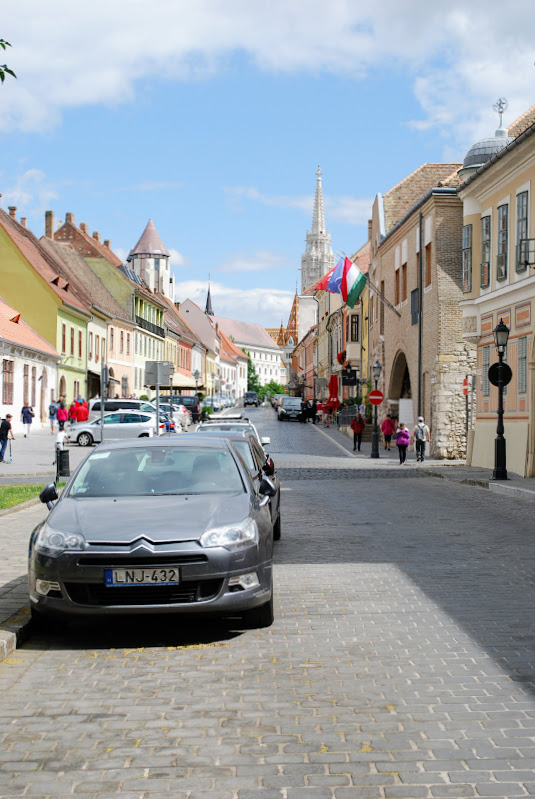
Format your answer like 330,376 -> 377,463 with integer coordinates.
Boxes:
411,416 -> 430,462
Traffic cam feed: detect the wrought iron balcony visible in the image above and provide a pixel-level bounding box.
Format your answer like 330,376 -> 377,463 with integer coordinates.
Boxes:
135,315 -> 165,338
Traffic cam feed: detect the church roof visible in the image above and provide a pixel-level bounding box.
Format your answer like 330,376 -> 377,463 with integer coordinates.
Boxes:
128,219 -> 170,260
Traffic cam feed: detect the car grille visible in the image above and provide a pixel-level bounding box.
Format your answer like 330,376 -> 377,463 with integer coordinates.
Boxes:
64,579 -> 223,606
77,554 -> 208,567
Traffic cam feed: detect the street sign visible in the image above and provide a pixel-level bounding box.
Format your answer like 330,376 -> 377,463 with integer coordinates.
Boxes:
488,362 -> 512,388
368,389 -> 384,406
144,361 -> 174,387
342,367 -> 358,386
462,377 -> 469,396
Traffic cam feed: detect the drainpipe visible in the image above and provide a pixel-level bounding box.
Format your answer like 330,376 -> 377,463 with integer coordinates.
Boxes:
418,212 -> 423,417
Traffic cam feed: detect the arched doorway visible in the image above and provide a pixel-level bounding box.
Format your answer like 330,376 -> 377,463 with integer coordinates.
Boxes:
388,350 -> 413,427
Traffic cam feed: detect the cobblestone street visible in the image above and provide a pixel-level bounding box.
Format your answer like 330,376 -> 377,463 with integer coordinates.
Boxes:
0,406 -> 534,798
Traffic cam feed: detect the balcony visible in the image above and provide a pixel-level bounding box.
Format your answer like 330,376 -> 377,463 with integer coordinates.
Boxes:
345,341 -> 361,363
135,315 -> 165,338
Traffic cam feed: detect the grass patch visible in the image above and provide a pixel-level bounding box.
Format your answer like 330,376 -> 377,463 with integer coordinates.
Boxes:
0,483 -> 66,511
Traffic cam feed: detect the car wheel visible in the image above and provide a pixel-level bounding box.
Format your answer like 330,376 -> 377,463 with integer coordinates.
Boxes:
241,587 -> 274,629
273,513 -> 281,541
138,433 -> 149,437
77,432 -> 93,447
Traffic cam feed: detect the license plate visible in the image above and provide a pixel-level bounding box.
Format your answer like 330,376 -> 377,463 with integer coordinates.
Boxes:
105,568 -> 180,586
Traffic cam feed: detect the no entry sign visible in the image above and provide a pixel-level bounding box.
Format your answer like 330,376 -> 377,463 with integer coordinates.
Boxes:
368,389 -> 384,406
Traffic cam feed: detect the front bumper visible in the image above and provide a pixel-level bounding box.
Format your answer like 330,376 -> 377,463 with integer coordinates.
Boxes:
29,541 -> 272,618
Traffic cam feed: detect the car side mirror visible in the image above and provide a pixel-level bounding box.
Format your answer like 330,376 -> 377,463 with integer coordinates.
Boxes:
39,482 -> 59,510
263,457 -> 275,476
259,476 -> 276,498
261,436 -> 271,446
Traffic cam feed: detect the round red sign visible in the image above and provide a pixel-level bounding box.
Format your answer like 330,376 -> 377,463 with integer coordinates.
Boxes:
368,389 -> 384,405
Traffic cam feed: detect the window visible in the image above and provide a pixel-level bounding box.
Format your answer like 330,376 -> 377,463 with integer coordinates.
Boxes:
120,331 -> 124,353
23,364 -> 29,403
121,376 -> 129,396
144,335 -> 147,356
95,335 -> 100,361
425,243 -> 432,287
31,366 -> 36,406
482,345 -> 490,396
126,334 -> 130,355
518,337 -> 528,394
350,315 -> 359,342
516,191 -> 529,272
481,216 -> 491,288
2,360 -> 14,404
78,330 -> 82,358
401,262 -> 407,302
70,327 -> 74,356
62,323 -> 66,354
89,333 -> 93,359
462,224 -> 472,293
110,328 -> 114,350
135,332 -> 138,354
395,269 -> 400,306
411,288 -> 419,326
497,204 -> 508,281
380,280 -> 385,335
101,338 -> 105,360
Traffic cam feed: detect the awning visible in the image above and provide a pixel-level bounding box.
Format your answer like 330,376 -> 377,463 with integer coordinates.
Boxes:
170,372 -> 198,389
328,374 -> 340,409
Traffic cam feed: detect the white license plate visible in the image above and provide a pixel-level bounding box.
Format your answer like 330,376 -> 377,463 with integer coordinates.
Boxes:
105,568 -> 180,587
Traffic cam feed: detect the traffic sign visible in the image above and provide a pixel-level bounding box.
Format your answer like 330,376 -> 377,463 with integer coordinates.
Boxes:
462,377 -> 469,396
368,389 -> 384,405
488,362 -> 512,388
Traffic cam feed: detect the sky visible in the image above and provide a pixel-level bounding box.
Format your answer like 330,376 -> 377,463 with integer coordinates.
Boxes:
1,0 -> 534,327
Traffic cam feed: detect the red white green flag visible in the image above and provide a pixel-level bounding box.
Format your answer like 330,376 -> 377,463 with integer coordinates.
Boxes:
341,256 -> 367,308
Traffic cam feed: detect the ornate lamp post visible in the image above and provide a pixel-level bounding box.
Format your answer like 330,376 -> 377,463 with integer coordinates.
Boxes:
193,369 -> 200,395
370,360 -> 382,459
491,318 -> 510,480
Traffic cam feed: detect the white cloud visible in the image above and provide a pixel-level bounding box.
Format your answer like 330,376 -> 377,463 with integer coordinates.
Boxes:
173,279 -> 294,327
219,250 -> 288,273
1,0 -> 534,148
0,169 -> 58,220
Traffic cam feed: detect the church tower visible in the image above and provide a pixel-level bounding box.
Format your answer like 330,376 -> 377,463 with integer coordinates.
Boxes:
300,166 -> 335,292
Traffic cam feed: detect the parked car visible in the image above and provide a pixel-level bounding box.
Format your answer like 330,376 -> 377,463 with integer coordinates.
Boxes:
271,393 -> 285,408
159,403 -> 191,430
194,430 -> 281,540
244,391 -> 259,407
202,396 -> 222,413
70,411 -> 173,446
88,398 -> 157,421
157,394 -> 201,423
278,396 -> 303,421
31,437 -> 276,627
197,417 -> 269,449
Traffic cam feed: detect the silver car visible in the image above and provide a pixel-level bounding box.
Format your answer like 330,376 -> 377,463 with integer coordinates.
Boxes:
70,411 -> 170,446
31,437 -> 276,627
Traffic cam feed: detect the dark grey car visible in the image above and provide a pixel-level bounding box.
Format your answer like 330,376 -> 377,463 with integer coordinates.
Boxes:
30,437 -> 276,628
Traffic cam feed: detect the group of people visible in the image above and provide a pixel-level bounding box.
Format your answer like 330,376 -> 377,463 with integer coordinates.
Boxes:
300,399 -> 318,424
349,411 -> 430,464
48,396 -> 89,433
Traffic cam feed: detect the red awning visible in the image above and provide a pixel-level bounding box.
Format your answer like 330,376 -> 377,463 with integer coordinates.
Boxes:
328,374 -> 340,409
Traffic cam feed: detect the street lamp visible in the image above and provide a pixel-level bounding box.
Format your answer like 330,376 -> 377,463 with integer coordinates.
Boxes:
370,360 -> 382,459
193,369 -> 200,395
211,371 -> 215,398
492,318 -> 510,480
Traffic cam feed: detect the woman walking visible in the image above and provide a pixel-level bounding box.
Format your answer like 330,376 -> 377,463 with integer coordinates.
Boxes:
380,414 -> 396,451
395,422 -> 410,465
20,401 -> 35,438
56,400 -> 68,432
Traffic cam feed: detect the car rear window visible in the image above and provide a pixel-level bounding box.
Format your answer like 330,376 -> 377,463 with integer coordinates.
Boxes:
282,397 -> 302,407
68,446 -> 245,497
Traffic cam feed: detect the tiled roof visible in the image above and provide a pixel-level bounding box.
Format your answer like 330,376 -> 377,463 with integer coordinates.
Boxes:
508,105 -> 535,139
157,293 -> 202,347
54,216 -> 123,267
352,243 -> 371,275
0,296 -> 60,358
219,329 -> 248,361
0,211 -> 91,316
40,239 -> 132,323
212,314 -> 281,350
180,299 -> 220,352
383,163 -> 462,232
128,219 -> 170,259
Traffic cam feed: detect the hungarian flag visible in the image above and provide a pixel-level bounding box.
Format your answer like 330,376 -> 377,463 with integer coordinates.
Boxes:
341,256 -> 367,308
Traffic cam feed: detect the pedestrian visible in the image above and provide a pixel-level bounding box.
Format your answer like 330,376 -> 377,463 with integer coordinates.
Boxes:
311,398 -> 318,425
300,399 -> 307,423
68,400 -> 77,425
350,411 -> 366,451
77,399 -> 89,422
48,399 -> 59,434
0,414 -> 15,462
20,401 -> 35,437
381,413 -> 396,451
323,402 -> 332,427
395,422 -> 410,465
57,400 -> 68,431
411,415 -> 430,462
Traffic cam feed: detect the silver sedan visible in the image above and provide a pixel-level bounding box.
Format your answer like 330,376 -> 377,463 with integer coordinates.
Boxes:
69,411 -> 171,446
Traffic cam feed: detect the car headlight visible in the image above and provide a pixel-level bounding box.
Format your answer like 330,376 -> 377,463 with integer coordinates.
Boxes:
34,524 -> 87,556
200,518 -> 258,550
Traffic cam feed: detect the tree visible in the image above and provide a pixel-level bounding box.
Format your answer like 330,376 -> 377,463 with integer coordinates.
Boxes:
0,40 -> 16,84
257,380 -> 286,402
245,352 -> 261,392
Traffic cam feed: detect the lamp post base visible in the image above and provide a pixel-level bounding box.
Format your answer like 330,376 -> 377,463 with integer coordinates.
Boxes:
492,436 -> 507,480
370,431 -> 379,459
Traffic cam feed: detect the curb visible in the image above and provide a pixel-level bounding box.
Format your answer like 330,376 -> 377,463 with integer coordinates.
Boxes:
0,497 -> 41,517
0,605 -> 32,662
416,466 -> 490,489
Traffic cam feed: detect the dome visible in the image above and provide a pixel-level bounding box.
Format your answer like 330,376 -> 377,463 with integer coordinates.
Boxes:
461,127 -> 514,172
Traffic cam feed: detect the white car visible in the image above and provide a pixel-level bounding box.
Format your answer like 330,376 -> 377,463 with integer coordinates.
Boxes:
70,411 -> 173,447
196,418 -> 269,448
159,403 -> 191,430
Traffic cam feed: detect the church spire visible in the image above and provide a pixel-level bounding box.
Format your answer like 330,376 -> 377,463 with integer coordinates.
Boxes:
205,274 -> 214,316
311,165 -> 326,235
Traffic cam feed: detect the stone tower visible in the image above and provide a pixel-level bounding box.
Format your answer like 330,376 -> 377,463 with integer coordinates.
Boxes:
127,219 -> 172,297
300,166 -> 335,292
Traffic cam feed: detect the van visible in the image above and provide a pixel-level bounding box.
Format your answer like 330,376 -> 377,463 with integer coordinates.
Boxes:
244,391 -> 259,407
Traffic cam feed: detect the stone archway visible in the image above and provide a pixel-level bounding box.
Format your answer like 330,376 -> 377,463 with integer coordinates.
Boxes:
388,350 -> 414,427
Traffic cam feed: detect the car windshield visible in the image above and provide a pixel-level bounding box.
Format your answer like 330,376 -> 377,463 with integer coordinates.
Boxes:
283,398 -> 302,407
68,446 -> 245,497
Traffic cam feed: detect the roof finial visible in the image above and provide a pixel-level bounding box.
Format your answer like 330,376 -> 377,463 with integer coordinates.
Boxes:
493,97 -> 508,129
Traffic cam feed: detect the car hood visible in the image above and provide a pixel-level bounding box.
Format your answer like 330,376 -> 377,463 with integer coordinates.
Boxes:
47,492 -> 251,544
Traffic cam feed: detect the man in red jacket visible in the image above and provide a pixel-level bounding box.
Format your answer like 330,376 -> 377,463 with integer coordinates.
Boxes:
350,411 -> 366,451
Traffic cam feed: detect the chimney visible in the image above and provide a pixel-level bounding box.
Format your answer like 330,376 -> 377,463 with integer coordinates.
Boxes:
93,231 -> 101,243
104,239 -> 111,248
368,219 -> 372,239
65,212 -> 75,225
80,222 -> 88,233
175,301 -> 180,312
8,206 -> 16,218
45,210 -> 55,239
20,217 -> 27,228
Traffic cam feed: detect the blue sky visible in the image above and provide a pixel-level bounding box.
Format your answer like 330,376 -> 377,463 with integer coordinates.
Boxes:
1,1 -> 534,326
